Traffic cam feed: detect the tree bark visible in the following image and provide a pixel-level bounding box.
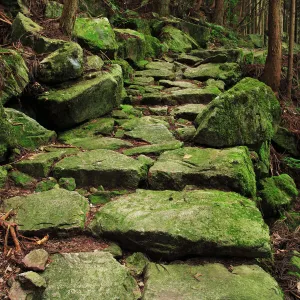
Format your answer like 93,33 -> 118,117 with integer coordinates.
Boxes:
213,0 -> 225,25
262,0 -> 282,93
287,0 -> 296,99
60,0 -> 78,35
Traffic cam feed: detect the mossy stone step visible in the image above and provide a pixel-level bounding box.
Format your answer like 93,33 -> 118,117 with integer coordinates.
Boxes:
90,189 -> 271,259
53,149 -> 148,188
143,262 -> 283,300
36,65 -> 123,130
149,146 -> 256,197
40,252 -> 140,299
2,189 -> 89,233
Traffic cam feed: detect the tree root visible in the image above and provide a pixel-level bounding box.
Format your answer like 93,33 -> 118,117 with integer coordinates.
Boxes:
0,210 -> 22,255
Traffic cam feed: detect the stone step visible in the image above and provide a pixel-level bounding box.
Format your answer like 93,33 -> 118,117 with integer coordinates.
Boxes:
90,189 -> 271,259
53,149 -> 148,188
143,262 -> 283,300
148,146 -> 256,197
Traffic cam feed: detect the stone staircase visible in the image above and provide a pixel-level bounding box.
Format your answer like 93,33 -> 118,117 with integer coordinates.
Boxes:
2,49 -> 285,299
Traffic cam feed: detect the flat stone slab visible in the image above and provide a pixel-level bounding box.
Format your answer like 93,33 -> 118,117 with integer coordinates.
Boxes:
53,149 -> 148,188
15,149 -> 78,178
171,104 -> 207,121
141,86 -> 221,105
122,116 -> 176,144
145,61 -> 175,71
2,189 -> 89,233
90,189 -> 271,259
143,262 -> 283,300
149,146 -> 256,197
159,79 -> 199,89
62,137 -> 133,150
41,252 -> 140,299
135,69 -> 175,80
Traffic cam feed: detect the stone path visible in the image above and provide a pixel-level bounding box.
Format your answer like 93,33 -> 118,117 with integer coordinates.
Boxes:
2,48 -> 286,299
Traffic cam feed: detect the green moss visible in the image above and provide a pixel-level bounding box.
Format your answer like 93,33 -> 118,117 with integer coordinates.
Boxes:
10,170 -> 36,188
73,18 -> 118,57
45,1 -> 63,18
58,177 -> 76,191
35,178 -> 58,192
258,174 -> 298,217
38,42 -> 83,84
194,78 -> 281,148
0,167 -> 8,188
160,25 -> 198,53
110,59 -> 134,79
125,252 -> 149,276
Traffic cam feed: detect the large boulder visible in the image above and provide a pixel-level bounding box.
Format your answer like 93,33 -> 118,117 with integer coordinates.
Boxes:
0,48 -> 29,104
90,189 -> 271,259
194,78 -> 281,148
184,62 -> 241,85
41,252 -> 140,299
38,42 -> 83,84
190,49 -> 243,63
2,189 -> 89,233
36,65 -> 123,129
149,146 -> 256,197
73,17 -> 118,58
160,26 -> 198,53
11,13 -> 67,53
114,29 -> 146,63
5,108 -> 56,149
143,262 -> 283,300
53,149 -> 148,188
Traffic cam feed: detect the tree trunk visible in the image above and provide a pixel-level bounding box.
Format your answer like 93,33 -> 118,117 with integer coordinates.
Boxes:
60,0 -> 78,35
262,0 -> 282,92
213,0 -> 225,25
287,0 -> 296,99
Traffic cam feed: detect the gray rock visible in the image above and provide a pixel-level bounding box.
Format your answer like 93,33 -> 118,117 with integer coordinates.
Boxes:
18,271 -> 47,289
41,252 -> 141,299
171,104 -> 207,121
22,249 -> 49,271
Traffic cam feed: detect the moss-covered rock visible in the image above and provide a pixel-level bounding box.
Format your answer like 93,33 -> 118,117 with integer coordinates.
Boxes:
58,177 -> 76,191
35,178 -> 58,192
258,174 -> 298,217
0,167 -> 8,189
289,251 -> 300,278
171,104 -> 207,121
194,78 -> 281,148
272,126 -> 300,157
282,157 -> 300,188
143,262 -> 283,300
123,141 -> 183,156
160,25 -> 198,53
141,86 -> 221,105
0,48 -> 29,104
184,63 -> 242,86
9,170 -> 36,188
251,141 -> 271,179
15,150 -> 77,178
110,59 -> 134,79
45,1 -> 63,18
53,149 -> 148,188
73,17 -> 118,58
41,252 -> 140,299
149,146 -> 256,197
144,34 -> 166,58
177,21 -> 210,48
114,29 -> 146,63
2,189 -> 89,233
38,42 -> 83,84
249,34 -> 265,48
90,189 -> 270,259
36,65 -> 123,130
190,49 -> 243,63
175,126 -> 196,142
125,252 -> 149,276
5,108 -> 56,149
134,68 -> 175,80
12,13 -> 67,53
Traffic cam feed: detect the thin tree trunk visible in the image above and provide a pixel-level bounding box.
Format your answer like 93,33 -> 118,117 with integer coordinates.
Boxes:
213,0 -> 225,25
153,0 -> 170,16
287,0 -> 296,99
262,0 -> 282,92
60,0 -> 78,35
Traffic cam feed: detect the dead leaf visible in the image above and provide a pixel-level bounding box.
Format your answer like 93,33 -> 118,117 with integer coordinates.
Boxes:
36,234 -> 49,245
183,154 -> 192,159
